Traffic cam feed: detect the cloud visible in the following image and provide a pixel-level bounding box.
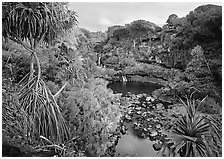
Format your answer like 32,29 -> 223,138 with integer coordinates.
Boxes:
69,2 -> 221,32
99,17 -> 113,26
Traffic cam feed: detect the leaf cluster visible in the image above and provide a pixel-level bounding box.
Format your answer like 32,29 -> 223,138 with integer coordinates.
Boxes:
2,2 -> 78,46
160,94 -> 222,157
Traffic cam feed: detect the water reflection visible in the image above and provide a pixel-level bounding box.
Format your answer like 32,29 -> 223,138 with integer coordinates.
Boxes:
108,81 -> 163,157
108,81 -> 162,95
115,129 -> 158,157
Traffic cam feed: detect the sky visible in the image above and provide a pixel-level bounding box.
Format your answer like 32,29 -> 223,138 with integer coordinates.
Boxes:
68,1 -> 222,32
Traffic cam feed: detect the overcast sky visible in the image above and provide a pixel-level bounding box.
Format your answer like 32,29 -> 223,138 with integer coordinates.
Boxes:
68,2 -> 222,32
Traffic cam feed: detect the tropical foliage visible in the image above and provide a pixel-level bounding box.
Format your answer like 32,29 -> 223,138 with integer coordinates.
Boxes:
60,78 -> 122,156
2,2 -> 77,45
160,94 -> 222,157
169,4 -> 222,69
2,2 -> 124,157
2,2 -> 79,144
2,2 -> 222,157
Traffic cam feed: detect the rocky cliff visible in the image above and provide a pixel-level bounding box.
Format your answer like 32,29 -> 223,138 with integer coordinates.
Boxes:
93,4 -> 222,103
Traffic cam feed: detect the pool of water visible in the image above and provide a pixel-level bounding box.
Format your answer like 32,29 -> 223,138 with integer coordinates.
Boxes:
115,129 -> 159,157
108,81 -> 162,95
108,81 -> 163,157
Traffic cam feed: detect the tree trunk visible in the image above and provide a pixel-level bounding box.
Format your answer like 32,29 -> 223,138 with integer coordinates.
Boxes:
29,55 -> 35,80
16,38 -> 41,81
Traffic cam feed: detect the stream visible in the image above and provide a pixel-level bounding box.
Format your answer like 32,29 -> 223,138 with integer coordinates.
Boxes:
108,81 -> 163,157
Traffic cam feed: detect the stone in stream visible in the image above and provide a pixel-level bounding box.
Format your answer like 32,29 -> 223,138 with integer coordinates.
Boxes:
143,128 -> 148,132
136,94 -> 142,98
146,96 -> 155,102
156,103 -> 163,109
135,107 -> 141,110
136,111 -> 142,115
120,125 -> 127,135
155,123 -> 162,129
133,122 -> 140,126
127,110 -> 133,115
150,131 -> 158,137
141,133 -> 147,139
142,112 -> 147,117
142,103 -> 147,108
125,114 -> 132,120
152,142 -> 163,151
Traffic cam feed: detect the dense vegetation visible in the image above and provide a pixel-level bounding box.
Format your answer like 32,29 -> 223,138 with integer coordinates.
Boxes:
95,3 -> 222,106
2,2 -> 222,157
2,2 -> 123,157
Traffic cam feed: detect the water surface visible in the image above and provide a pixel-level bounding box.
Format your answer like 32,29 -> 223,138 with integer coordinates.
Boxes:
108,81 -> 163,157
108,81 -> 162,95
115,129 -> 159,157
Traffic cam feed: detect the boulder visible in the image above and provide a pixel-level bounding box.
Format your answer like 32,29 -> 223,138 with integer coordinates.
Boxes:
146,96 -> 155,102
156,103 -> 163,109
2,144 -> 22,157
152,142 -> 163,151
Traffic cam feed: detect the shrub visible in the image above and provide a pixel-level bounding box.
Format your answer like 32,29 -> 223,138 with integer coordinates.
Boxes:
61,78 -> 122,156
160,95 -> 222,157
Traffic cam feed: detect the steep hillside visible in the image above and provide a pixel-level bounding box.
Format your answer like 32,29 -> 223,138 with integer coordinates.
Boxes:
93,4 -> 222,102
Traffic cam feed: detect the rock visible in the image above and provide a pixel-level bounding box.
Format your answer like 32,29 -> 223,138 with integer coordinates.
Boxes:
146,96 -> 155,102
142,103 -> 147,107
156,103 -> 163,109
2,144 -> 22,157
149,135 -> 156,141
127,110 -> 133,115
150,131 -> 158,137
147,127 -> 153,132
120,126 -> 127,135
133,122 -> 139,126
125,114 -> 132,120
143,128 -> 148,132
156,124 -> 162,129
136,94 -> 142,98
141,133 -> 147,139
136,111 -> 142,115
142,112 -> 147,117
135,107 -> 141,110
152,142 -> 163,151
142,93 -> 147,96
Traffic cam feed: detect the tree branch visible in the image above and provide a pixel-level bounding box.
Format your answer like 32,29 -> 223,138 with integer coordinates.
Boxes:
54,82 -> 68,100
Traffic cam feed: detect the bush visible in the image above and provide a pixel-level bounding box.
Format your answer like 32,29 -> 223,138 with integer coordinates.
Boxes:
160,95 -> 222,157
60,78 -> 122,156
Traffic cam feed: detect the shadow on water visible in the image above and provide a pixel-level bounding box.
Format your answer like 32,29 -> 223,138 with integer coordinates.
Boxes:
108,81 -> 163,157
108,81 -> 162,95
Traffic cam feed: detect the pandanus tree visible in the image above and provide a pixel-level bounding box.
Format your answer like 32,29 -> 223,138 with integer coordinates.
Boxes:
160,93 -> 222,157
2,2 -> 78,142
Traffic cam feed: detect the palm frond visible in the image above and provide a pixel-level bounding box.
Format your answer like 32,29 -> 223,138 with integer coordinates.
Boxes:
160,95 -> 222,157
3,2 -> 78,46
